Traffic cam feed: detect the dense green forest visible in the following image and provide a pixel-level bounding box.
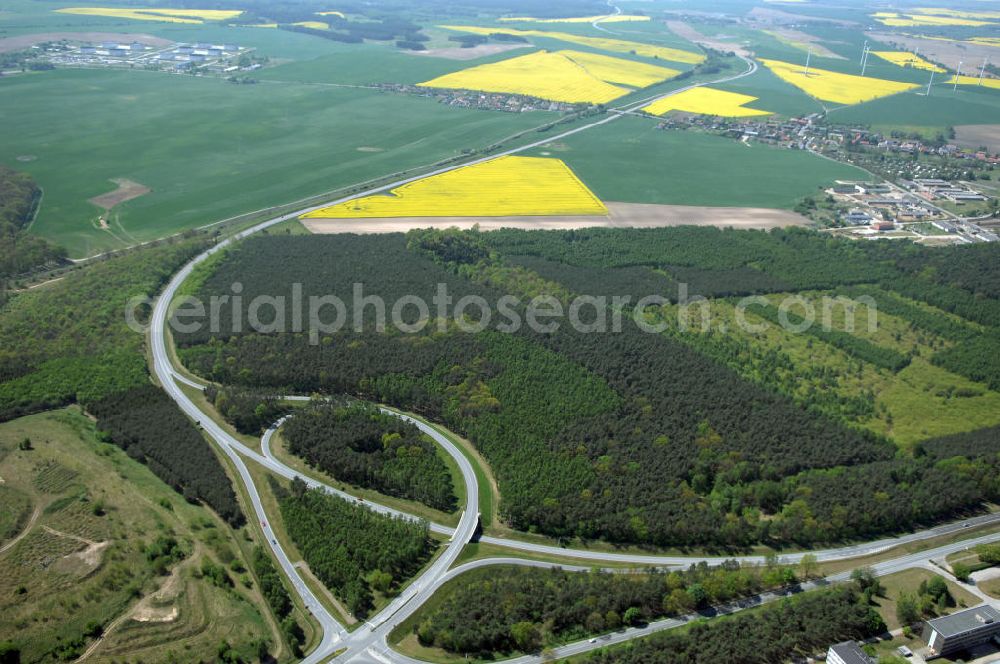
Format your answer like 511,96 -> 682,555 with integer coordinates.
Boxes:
176,230 -> 1000,548
276,478 -> 436,617
410,560 -> 805,656
0,235 -> 252,533
251,546 -> 304,657
283,402 -> 457,512
0,236 -> 206,420
480,226 -> 895,294
205,385 -> 293,435
89,384 -> 245,527
0,166 -> 66,283
584,586 -> 884,664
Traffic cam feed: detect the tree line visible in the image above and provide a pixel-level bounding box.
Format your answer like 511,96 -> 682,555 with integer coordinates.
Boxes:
89,384 -> 244,527
412,558 -> 813,656
251,546 -> 304,657
584,586 -> 884,664
205,385 -> 292,435
276,478 -> 435,617
0,166 -> 66,283
283,402 -> 457,512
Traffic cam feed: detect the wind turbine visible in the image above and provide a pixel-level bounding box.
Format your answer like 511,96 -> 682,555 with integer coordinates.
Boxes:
954,60 -> 963,91
979,57 -> 990,86
926,69 -> 935,96
803,47 -> 812,76
861,45 -> 871,76
861,40 -> 868,65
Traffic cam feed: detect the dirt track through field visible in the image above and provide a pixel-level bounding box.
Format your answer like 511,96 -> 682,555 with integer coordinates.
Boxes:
302,201 -> 808,233
0,505 -> 40,555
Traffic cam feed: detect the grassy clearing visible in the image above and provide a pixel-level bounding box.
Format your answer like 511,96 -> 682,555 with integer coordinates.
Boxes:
871,568 -> 979,631
982,577 -> 1000,599
0,408 -> 285,662
945,549 -> 992,574
662,291 -> 1000,446
0,484 -> 32,546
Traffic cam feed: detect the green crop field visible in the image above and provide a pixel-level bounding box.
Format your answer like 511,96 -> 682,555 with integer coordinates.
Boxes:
257,41 -> 534,86
830,84 -> 1000,136
716,64 -> 827,117
527,116 -> 867,208
0,68 -> 552,257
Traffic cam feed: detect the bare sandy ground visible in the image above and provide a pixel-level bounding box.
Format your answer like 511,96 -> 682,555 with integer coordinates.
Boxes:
748,7 -> 857,26
666,21 -> 752,57
408,43 -> 530,61
302,201 -> 809,234
0,32 -> 171,53
869,33 -> 995,72
971,567 -> 1000,585
765,28 -> 846,59
954,125 -> 1000,152
89,178 -> 151,210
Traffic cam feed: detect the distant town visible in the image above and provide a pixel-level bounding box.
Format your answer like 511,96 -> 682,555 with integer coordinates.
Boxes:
653,111 -> 999,243
3,38 -> 265,79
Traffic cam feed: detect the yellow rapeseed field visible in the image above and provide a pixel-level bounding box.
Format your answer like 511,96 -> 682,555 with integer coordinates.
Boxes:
913,7 -> 1000,20
301,156 -> 608,219
760,58 -> 919,104
642,87 -> 772,117
561,50 -> 680,88
499,15 -> 651,23
947,75 -> 1000,90
55,7 -> 242,23
293,21 -> 329,30
912,35 -> 1000,48
440,25 -> 705,65
871,12 -> 993,27
417,49 -> 678,104
870,51 -> 945,73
